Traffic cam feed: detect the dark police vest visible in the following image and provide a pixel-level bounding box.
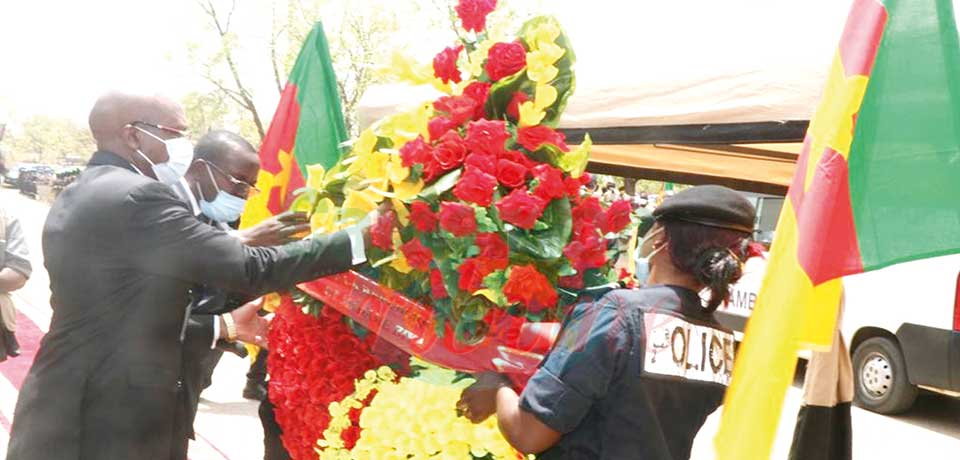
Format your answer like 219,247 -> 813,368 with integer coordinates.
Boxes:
520,285 -> 734,460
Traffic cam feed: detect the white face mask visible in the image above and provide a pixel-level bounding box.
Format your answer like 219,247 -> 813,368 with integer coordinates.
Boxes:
635,227 -> 665,287
198,162 -> 248,223
132,126 -> 194,185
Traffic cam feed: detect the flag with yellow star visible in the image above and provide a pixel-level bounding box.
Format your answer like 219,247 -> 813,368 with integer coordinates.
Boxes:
240,21 -> 347,229
717,0 -> 960,458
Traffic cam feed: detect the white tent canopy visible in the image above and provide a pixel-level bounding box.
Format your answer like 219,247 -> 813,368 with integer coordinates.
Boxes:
360,0 -> 854,131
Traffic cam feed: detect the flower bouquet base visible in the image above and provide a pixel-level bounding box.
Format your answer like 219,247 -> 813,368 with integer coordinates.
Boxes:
298,270 -> 559,387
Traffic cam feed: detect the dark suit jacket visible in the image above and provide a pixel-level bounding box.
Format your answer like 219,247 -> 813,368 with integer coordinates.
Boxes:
7,151 -> 355,460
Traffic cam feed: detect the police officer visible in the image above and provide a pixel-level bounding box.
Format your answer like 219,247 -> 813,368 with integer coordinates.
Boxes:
459,185 -> 756,459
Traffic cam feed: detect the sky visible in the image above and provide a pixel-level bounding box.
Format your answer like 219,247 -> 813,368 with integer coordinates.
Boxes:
0,0 -> 856,131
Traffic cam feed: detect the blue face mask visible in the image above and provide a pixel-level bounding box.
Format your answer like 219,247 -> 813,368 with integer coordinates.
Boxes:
635,227 -> 664,287
199,163 -> 247,223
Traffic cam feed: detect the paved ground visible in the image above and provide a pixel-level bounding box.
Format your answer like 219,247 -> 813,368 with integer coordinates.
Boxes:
1,186 -> 957,459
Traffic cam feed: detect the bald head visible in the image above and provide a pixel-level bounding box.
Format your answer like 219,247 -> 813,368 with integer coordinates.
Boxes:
88,91 -> 188,177
89,92 -> 185,146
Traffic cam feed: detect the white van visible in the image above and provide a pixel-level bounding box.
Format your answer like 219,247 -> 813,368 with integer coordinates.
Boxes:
713,195 -> 960,415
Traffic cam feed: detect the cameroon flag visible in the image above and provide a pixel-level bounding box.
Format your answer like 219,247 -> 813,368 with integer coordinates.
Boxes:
716,0 -> 960,458
241,22 -> 347,228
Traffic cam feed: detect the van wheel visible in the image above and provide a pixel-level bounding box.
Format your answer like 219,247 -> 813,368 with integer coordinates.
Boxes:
852,337 -> 918,414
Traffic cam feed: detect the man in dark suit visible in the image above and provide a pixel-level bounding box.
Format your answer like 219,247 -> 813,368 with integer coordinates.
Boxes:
169,130 -> 311,460
6,92 -> 379,460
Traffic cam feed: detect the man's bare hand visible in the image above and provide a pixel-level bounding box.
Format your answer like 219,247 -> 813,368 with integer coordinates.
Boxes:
238,211 -> 311,247
228,299 -> 270,349
457,372 -> 511,423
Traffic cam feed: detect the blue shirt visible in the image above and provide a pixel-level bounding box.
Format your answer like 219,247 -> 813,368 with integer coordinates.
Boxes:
520,286 -> 735,459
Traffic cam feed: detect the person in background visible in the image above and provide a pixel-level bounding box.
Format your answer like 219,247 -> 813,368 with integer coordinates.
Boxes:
458,185 -> 755,459
0,204 -> 32,361
168,130 -> 312,460
6,91 -> 385,460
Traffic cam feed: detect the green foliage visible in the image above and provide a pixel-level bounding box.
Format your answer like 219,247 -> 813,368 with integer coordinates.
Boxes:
505,197 -> 573,260
1,115 -> 95,164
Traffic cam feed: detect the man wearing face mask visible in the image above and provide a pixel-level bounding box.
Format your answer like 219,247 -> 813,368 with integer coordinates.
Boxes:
166,130 -> 312,460
6,92 -> 384,460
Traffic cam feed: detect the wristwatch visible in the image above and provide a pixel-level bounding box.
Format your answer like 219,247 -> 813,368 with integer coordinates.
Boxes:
221,313 -> 238,342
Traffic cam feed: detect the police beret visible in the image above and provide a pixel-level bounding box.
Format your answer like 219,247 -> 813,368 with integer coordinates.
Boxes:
653,185 -> 756,234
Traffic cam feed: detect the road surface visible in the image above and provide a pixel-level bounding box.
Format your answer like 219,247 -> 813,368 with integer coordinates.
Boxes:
0,187 -> 957,459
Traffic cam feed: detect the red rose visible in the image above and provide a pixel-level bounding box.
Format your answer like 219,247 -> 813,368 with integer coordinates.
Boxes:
531,164 -> 565,200
475,232 -> 509,260
465,119 -> 509,157
457,257 -> 486,293
600,199 -> 633,234
433,131 -> 468,170
370,210 -> 396,250
458,256 -> 507,293
463,81 -> 491,120
430,268 -> 449,299
572,196 -> 604,225
496,159 -> 528,188
399,136 -> 432,167
579,172 -> 592,185
401,238 -> 434,271
500,149 -> 536,169
517,125 -> 569,152
422,155 -> 444,183
496,187 -> 547,230
564,176 -> 582,197
485,41 -> 527,81
465,153 -> 496,176
563,235 -> 606,270
409,201 -> 438,232
506,91 -> 530,121
433,95 -> 478,125
455,0 -> 497,32
428,117 -> 459,142
503,264 -> 558,313
341,425 -> 361,450
433,45 -> 463,84
439,202 -> 478,236
558,272 -> 585,290
572,219 -> 599,241
453,166 -> 498,206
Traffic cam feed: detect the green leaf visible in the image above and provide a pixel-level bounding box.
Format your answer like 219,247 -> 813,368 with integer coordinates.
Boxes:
506,198 -> 573,260
288,188 -> 318,214
417,168 -> 462,201
486,71 -> 529,121
558,260 -> 578,277
474,206 -> 499,232
533,220 -> 550,231
528,143 -> 565,168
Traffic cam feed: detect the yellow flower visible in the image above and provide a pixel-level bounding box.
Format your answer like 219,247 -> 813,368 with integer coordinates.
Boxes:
306,164 -> 326,191
386,152 -> 410,184
341,188 -> 382,223
466,39 -> 496,77
518,101 -> 546,128
310,198 -> 337,233
525,21 -> 561,51
526,58 -> 559,84
534,84 -> 558,111
318,364 -> 520,459
559,133 -> 592,179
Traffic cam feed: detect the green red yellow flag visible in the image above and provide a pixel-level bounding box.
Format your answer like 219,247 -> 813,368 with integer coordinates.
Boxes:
241,22 -> 347,228
716,0 -> 960,457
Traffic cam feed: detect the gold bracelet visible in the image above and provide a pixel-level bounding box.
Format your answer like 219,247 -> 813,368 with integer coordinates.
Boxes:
222,313 -> 238,342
